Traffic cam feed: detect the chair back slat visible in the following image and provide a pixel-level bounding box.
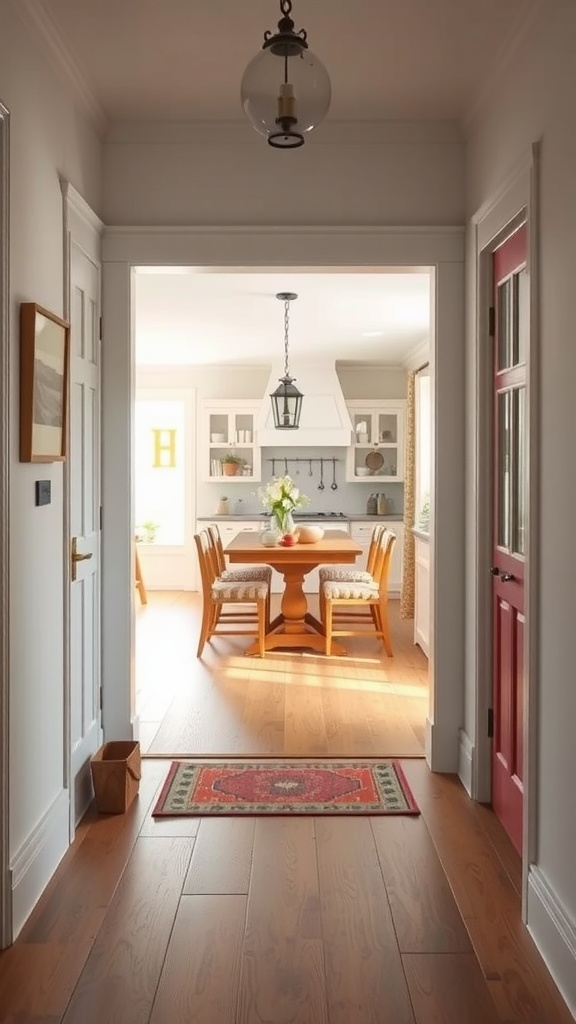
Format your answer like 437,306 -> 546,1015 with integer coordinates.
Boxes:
207,524 -> 226,575
366,524 -> 385,575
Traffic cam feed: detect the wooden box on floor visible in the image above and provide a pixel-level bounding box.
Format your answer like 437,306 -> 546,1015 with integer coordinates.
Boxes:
90,740 -> 141,813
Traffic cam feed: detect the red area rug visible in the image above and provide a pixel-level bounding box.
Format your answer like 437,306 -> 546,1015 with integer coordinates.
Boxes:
152,760 -> 419,817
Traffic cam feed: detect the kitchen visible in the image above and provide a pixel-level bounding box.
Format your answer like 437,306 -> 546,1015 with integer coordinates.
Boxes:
134,268 -> 431,621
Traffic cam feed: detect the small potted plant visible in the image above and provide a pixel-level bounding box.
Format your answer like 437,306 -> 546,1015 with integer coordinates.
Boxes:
220,453 -> 244,477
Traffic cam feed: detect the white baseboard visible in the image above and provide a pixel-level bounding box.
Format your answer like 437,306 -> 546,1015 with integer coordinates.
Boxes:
527,866 -> 576,1020
458,729 -> 474,796
425,717 -> 460,772
10,788 -> 70,938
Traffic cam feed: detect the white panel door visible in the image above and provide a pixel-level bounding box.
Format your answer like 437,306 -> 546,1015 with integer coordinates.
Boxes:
69,242 -> 101,823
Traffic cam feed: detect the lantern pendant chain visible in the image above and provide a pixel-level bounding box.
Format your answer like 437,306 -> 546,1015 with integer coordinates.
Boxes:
283,298 -> 291,377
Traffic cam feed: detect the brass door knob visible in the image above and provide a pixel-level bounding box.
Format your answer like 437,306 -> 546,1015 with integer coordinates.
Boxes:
71,537 -> 93,581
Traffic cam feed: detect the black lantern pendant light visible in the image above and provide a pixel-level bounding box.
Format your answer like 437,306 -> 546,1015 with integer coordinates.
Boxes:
241,0 -> 331,149
270,292 -> 303,429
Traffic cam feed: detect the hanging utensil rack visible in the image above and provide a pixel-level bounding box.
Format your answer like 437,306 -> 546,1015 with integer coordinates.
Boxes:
265,458 -> 342,468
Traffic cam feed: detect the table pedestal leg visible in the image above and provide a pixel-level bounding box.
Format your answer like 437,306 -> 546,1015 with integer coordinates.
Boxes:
245,565 -> 346,655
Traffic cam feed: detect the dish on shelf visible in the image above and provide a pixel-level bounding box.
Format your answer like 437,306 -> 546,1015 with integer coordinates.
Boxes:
210,433 -> 226,442
365,450 -> 384,471
355,467 -> 371,477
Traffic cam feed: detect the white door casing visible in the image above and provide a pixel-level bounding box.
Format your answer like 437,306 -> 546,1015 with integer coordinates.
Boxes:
62,182 -> 103,831
0,101 -> 11,948
101,226 -> 465,772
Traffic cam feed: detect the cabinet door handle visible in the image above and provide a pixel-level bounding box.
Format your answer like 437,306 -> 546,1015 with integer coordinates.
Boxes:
500,572 -> 515,582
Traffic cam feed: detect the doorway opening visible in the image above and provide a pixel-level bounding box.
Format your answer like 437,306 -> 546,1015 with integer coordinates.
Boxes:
131,265 -> 432,759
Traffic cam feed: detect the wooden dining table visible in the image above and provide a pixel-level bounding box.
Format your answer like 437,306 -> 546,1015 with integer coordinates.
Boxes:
225,529 -> 363,655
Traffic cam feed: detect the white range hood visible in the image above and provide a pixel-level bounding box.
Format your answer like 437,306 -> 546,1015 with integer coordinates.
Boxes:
257,363 -> 353,447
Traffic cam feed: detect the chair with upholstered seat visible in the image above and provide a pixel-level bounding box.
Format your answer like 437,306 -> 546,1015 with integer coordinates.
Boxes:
206,524 -> 271,628
318,523 -> 384,587
207,524 -> 272,585
195,530 -> 269,658
321,528 -> 396,657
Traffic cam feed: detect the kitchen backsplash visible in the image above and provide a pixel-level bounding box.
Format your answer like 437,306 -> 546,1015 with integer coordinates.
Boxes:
200,445 -> 404,518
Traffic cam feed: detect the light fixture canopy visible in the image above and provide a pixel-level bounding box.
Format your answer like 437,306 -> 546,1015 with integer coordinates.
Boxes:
241,0 -> 331,149
270,292 -> 303,429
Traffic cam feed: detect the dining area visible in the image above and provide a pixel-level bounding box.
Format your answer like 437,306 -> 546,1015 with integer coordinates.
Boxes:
193,522 -> 397,659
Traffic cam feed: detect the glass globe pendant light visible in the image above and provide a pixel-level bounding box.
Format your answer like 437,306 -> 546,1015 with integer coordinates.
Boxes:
241,0 -> 331,149
270,292 -> 303,429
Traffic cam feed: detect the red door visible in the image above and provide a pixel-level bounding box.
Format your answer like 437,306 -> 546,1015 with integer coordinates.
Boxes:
491,224 -> 527,855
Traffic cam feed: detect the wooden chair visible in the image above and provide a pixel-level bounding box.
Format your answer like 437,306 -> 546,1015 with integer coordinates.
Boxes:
318,523 -> 384,587
207,524 -> 272,585
321,529 -> 396,657
194,530 -> 269,658
206,525 -> 271,628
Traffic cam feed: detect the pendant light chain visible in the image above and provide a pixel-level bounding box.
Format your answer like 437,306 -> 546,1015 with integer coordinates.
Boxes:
283,296 -> 292,378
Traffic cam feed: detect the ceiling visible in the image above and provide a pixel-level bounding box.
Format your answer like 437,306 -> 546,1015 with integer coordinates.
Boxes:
30,0 -> 537,125
135,268 -> 432,367
25,0 -> 536,367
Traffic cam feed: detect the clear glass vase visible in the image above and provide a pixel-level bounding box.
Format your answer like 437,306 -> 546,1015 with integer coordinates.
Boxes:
273,510 -> 295,536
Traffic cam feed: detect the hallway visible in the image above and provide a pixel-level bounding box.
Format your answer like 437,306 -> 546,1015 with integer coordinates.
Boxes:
0,758 -> 572,1023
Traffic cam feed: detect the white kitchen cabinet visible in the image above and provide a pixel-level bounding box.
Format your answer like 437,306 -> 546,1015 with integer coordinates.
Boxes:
351,520 -> 404,596
345,400 -> 406,482
414,531 -> 430,656
199,399 -> 261,483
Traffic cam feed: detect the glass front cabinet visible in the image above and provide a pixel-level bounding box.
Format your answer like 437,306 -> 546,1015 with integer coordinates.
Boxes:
345,400 -> 407,482
199,399 -> 262,482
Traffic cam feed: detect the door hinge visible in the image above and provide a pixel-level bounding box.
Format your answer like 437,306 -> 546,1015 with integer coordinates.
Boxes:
99,505 -> 103,531
99,315 -> 103,340
99,686 -> 103,711
488,306 -> 495,337
487,707 -> 494,738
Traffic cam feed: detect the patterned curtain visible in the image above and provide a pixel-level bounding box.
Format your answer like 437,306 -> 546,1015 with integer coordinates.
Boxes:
400,370 -> 416,618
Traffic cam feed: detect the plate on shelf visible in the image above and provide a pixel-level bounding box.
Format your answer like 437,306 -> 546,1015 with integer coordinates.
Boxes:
365,450 -> 384,471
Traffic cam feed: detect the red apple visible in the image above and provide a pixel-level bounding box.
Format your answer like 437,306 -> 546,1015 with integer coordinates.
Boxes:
281,533 -> 297,546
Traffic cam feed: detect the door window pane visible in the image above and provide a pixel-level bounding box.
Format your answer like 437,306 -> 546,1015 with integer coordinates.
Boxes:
497,279 -> 511,371
512,387 -> 526,556
497,390 -> 511,550
516,268 -> 528,366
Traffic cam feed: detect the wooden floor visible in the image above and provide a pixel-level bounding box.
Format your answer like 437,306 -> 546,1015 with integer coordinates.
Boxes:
1,593 -> 573,1022
1,759 -> 573,1023
136,592 -> 429,758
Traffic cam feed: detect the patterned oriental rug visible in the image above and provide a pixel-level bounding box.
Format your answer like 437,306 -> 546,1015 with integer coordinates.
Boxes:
152,760 -> 419,817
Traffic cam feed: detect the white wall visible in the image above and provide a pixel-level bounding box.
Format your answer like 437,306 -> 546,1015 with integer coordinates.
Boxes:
465,3 -> 576,1013
1,4 -> 102,933
103,121 -> 464,227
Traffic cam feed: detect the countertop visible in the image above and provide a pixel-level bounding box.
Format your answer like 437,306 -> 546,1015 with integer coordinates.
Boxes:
197,513 -> 404,522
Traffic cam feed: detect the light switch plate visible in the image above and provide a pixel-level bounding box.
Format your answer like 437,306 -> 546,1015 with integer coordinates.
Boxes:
35,480 -> 51,506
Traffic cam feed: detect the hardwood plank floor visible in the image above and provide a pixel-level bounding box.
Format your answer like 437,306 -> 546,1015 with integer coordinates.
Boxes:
1,760 -> 573,1024
137,592 -> 428,758
2,595 -> 572,1023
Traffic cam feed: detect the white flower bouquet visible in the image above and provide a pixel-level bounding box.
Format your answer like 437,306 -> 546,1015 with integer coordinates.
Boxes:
258,475 -> 309,534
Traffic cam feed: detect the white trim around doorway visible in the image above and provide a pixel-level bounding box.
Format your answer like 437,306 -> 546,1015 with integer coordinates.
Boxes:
0,100 -> 11,949
100,225 -> 466,772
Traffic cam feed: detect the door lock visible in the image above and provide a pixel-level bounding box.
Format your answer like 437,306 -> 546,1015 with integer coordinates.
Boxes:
71,537 -> 93,581
489,566 -> 500,576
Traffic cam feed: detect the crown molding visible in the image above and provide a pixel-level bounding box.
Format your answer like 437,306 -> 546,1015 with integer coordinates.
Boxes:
402,339 -> 431,370
12,0 -> 108,136
462,0 -> 547,135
